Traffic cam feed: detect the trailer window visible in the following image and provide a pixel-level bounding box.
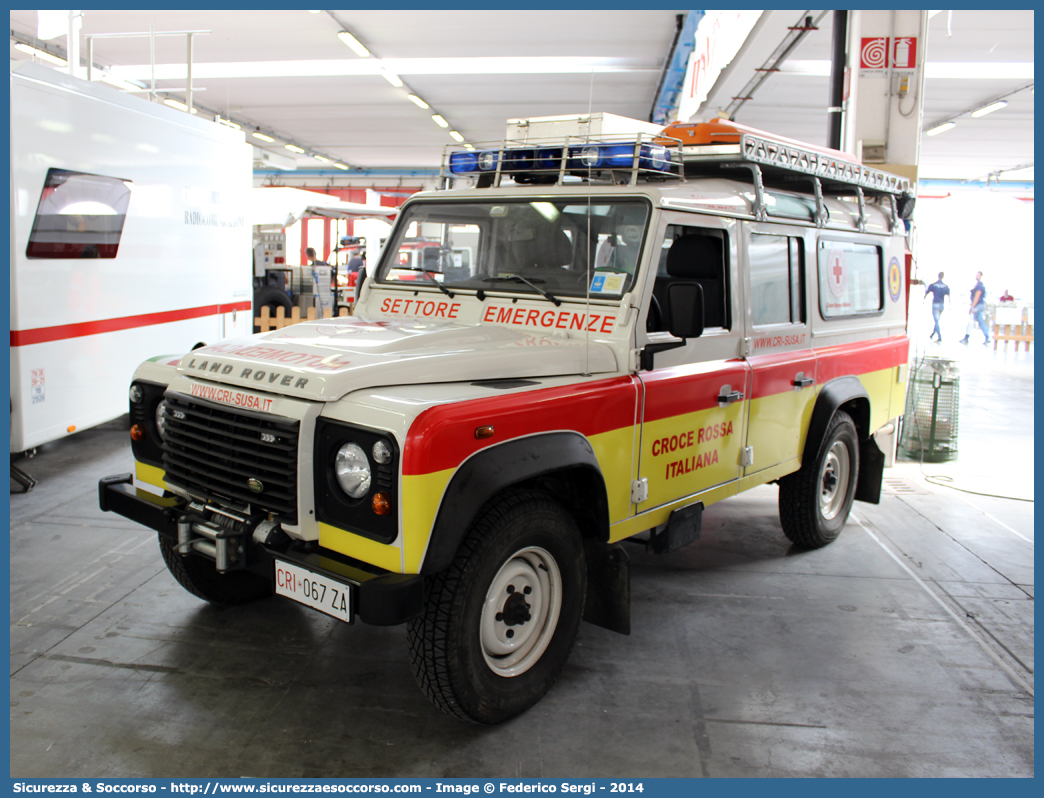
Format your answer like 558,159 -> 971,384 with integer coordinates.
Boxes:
26,168 -> 132,259
749,234 -> 805,326
817,240 -> 883,317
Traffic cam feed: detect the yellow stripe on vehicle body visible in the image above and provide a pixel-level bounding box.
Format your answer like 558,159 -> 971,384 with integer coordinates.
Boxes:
318,522 -> 403,574
637,402 -> 746,512
135,461 -> 166,490
856,367 -> 895,433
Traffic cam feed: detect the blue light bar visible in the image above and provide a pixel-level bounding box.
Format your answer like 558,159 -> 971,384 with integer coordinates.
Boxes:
449,142 -> 673,176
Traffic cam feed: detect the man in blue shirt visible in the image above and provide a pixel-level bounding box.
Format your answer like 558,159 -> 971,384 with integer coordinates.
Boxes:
959,271 -> 989,345
923,272 -> 950,342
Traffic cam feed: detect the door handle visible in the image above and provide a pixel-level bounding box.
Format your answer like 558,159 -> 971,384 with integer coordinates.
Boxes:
717,385 -> 744,407
792,373 -> 815,390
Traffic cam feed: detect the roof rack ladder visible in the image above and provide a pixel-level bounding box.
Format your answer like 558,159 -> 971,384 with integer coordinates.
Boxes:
736,163 -> 768,222
811,177 -> 828,228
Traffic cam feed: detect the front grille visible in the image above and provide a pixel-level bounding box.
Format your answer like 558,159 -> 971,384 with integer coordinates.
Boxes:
162,393 -> 300,523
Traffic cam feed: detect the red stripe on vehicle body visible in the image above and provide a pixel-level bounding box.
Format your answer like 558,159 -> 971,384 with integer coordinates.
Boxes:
403,375 -> 639,476
747,350 -> 817,400
10,301 -> 253,347
639,360 -> 751,423
815,336 -> 907,383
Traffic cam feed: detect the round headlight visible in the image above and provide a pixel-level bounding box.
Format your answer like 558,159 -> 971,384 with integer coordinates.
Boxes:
155,400 -> 168,442
334,443 -> 371,499
372,440 -> 392,465
129,385 -> 143,403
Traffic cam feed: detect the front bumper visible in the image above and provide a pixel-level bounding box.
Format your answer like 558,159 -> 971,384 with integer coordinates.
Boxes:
99,473 -> 423,626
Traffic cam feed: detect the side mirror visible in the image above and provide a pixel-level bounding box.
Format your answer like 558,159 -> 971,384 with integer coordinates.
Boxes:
667,282 -> 705,339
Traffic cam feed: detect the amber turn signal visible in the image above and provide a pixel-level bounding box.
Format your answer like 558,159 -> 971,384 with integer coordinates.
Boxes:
475,425 -> 495,440
129,424 -> 145,442
372,491 -> 391,515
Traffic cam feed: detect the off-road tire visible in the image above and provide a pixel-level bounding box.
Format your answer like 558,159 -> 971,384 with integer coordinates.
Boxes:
406,489 -> 586,724
779,410 -> 860,548
158,534 -> 273,605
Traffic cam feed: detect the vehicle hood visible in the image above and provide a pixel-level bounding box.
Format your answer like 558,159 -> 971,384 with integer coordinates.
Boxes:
176,317 -> 618,402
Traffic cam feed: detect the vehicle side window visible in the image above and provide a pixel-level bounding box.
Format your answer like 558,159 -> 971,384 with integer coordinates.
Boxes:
652,224 -> 730,331
26,168 -> 132,259
750,234 -> 805,326
817,239 -> 883,317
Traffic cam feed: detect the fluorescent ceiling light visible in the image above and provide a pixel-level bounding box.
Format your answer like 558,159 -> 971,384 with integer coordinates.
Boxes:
431,114 -> 449,128
464,143 -> 476,151
216,117 -> 241,130
407,94 -> 430,109
449,131 -> 465,143
380,68 -> 403,87
105,56 -> 651,81
926,121 -> 956,136
163,99 -> 197,114
971,100 -> 1008,118
337,31 -> 370,58
285,144 -> 305,153
99,74 -> 143,92
252,131 -> 276,143
14,42 -> 67,66
313,154 -> 330,163
334,163 -> 349,170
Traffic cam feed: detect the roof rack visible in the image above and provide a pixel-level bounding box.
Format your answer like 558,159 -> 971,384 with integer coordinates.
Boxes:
440,131 -> 684,189
662,119 -> 913,231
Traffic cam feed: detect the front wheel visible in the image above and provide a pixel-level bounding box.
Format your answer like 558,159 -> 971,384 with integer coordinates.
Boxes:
406,490 -> 586,724
778,410 -> 860,548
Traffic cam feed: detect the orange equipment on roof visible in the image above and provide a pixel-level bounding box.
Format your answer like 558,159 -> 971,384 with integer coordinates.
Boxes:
659,118 -> 852,161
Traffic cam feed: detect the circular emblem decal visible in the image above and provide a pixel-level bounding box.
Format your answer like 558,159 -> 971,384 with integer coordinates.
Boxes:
826,246 -> 847,299
888,257 -> 903,302
247,478 -> 264,493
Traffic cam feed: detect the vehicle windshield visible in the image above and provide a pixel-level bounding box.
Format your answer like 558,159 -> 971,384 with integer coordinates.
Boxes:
375,198 -> 650,300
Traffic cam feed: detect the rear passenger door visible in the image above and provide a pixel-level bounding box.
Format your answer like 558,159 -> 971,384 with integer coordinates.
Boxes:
742,228 -> 817,478
635,214 -> 751,512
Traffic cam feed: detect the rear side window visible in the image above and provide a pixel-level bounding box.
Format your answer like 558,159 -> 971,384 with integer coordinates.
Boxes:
749,234 -> 805,326
26,168 -> 132,259
817,239 -> 882,317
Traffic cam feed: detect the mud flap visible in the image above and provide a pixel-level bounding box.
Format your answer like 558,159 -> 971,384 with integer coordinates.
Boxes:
582,540 -> 630,635
855,435 -> 885,504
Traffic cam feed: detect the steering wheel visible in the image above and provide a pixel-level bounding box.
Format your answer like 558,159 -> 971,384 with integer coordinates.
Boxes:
646,294 -> 663,332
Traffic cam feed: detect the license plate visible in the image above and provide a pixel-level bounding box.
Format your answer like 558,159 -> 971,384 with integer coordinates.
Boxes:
274,560 -> 353,623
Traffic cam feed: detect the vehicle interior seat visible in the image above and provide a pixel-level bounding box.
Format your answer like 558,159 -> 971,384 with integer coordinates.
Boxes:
652,233 -> 727,331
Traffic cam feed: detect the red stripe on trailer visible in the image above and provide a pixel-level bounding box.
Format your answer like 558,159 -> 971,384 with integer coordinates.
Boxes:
10,301 -> 253,347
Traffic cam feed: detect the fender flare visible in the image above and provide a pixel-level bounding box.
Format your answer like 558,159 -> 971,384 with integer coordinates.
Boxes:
420,431 -> 609,574
804,376 -> 870,461
802,376 -> 883,504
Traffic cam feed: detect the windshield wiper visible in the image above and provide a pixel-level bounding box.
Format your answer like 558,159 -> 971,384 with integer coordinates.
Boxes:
393,267 -> 455,298
483,275 -> 561,307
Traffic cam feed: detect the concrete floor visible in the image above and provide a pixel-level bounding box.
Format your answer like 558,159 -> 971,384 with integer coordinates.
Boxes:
9,337 -> 1033,778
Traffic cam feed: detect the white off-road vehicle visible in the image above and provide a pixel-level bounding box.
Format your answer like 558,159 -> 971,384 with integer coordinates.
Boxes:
101,115 -> 912,723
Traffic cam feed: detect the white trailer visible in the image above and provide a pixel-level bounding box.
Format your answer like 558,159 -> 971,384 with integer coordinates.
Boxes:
10,60 -> 253,455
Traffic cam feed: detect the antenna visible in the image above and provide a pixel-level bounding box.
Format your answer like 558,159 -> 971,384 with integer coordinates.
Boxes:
583,69 -> 595,378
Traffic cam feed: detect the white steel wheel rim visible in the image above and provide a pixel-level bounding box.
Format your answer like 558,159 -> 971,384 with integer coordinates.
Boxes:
480,546 -> 563,678
819,440 -> 851,521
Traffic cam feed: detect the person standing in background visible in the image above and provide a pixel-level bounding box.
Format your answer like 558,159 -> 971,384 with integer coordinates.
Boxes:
923,271 -> 950,342
959,270 -> 989,345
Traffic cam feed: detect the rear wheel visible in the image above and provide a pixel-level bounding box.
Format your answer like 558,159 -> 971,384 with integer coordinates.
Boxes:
158,535 -> 272,605
779,410 -> 859,548
406,489 -> 585,724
